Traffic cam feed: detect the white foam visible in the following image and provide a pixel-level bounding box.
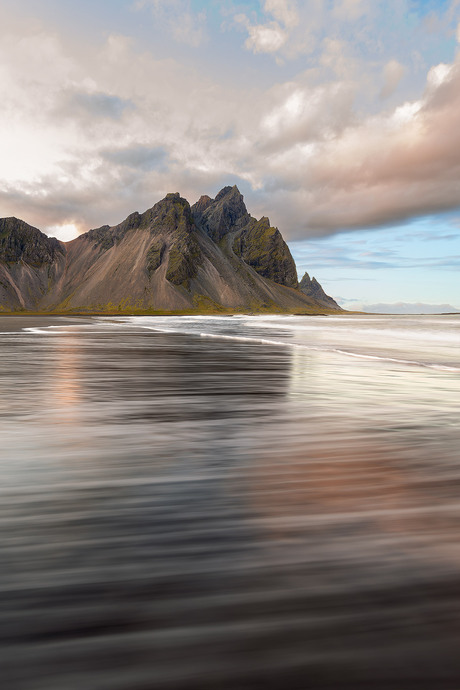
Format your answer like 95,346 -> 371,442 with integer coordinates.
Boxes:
199,331 -> 460,371
19,316 -> 460,373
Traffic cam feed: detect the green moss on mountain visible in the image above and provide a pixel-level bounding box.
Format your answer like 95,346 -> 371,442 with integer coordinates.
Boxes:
166,233 -> 202,286
141,193 -> 194,232
146,240 -> 166,276
144,193 -> 204,286
233,217 -> 298,288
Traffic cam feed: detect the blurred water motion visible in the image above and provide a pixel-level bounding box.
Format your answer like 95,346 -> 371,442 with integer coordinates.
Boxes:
1,314 -> 460,689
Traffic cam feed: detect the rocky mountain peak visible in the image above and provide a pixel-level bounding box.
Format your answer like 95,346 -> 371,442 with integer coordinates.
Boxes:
191,195 -> 213,222
138,193 -> 193,233
214,185 -> 247,217
299,272 -> 312,289
192,185 -> 249,243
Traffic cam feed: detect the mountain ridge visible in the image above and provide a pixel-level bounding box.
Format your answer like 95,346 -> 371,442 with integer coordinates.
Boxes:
0,186 -> 342,314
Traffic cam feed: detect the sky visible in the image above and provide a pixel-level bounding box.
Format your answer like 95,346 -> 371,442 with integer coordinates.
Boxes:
1,0 -> 460,312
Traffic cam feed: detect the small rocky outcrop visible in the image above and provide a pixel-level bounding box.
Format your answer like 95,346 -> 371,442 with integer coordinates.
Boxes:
299,272 -> 341,310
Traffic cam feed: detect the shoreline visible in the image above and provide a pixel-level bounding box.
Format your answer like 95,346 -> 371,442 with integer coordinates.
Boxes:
0,308 -> 346,317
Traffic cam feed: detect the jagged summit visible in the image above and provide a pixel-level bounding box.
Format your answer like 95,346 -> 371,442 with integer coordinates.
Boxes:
85,193 -> 194,250
192,185 -> 250,243
191,187 -> 298,289
191,195 -> 213,221
0,187 -> 341,314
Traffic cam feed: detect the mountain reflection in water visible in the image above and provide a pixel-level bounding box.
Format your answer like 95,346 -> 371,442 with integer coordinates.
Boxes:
1,314 -> 460,690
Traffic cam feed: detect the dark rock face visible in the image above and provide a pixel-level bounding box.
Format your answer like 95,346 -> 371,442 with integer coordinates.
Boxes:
233,217 -> 298,289
194,185 -> 250,243
165,232 -> 202,286
299,272 -> 341,310
146,239 -> 165,276
0,218 -> 63,266
190,195 -> 213,223
144,193 -> 203,285
144,193 -> 193,232
86,225 -> 114,250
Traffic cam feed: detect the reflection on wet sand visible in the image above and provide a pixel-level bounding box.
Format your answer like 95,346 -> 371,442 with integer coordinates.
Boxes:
49,337 -> 83,424
1,316 -> 460,689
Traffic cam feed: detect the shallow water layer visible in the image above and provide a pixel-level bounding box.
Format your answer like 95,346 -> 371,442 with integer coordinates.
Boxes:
1,314 -> 460,689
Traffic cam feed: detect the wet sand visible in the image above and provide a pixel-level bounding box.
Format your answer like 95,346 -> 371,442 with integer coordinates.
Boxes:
0,315 -> 93,333
1,315 -> 460,689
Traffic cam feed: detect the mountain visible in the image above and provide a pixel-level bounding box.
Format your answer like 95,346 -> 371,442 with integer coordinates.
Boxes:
0,186 -> 342,314
299,272 -> 341,310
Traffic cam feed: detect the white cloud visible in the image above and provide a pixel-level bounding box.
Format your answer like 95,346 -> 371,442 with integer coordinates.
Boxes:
264,0 -> 299,28
245,20 -> 287,54
46,223 -> 80,242
426,62 -> 452,88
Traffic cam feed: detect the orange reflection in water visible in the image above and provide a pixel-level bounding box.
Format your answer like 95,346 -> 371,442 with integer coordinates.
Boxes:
48,335 -> 82,425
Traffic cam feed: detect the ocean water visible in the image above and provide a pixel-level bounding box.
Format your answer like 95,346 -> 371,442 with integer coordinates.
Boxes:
1,313 -> 460,689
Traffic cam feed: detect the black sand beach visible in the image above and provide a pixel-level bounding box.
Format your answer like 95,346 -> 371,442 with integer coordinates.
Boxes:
1,314 -> 460,689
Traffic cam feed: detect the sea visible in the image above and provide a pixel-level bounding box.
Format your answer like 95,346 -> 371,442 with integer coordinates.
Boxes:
1,313 -> 460,689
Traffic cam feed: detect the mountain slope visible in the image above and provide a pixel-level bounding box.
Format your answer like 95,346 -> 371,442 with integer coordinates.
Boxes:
0,187 -> 342,313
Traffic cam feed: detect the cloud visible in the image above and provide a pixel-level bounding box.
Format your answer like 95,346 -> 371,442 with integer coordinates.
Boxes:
332,0 -> 369,22
264,0 -> 299,29
236,0 -> 301,56
2,0 -> 460,244
246,21 -> 288,54
380,59 -> 405,99
60,91 -> 134,120
250,47 -> 460,237
135,0 -> 207,47
101,145 -> 168,171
